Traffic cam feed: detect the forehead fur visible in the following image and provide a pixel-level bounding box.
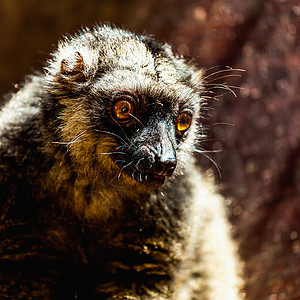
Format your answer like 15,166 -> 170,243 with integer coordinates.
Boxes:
91,69 -> 201,109
46,25 -> 201,88
47,26 -> 152,77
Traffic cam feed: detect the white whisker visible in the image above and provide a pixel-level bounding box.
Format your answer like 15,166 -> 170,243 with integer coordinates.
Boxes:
96,151 -> 126,155
194,149 -> 222,154
117,161 -> 133,180
95,130 -> 129,146
193,147 -> 222,178
212,122 -> 236,127
129,113 -> 145,127
203,68 -> 245,81
207,83 -> 238,97
52,129 -> 88,145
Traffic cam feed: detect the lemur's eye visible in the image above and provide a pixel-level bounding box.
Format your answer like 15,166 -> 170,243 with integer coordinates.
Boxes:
175,112 -> 192,133
112,99 -> 134,121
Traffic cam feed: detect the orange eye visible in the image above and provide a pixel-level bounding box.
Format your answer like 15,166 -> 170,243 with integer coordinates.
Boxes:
112,99 -> 134,121
175,112 -> 192,133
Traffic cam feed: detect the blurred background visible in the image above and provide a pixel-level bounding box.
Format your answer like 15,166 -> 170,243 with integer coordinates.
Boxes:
1,0 -> 299,299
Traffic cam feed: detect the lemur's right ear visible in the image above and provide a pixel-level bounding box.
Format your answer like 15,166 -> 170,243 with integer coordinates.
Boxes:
60,52 -> 86,82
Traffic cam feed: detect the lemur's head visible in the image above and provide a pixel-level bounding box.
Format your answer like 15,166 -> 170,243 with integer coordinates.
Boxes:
45,25 -> 204,193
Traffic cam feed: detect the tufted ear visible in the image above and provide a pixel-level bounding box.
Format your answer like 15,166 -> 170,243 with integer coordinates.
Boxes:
60,52 -> 86,82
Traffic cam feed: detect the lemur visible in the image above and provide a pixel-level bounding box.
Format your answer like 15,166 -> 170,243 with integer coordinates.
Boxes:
0,24 -> 243,299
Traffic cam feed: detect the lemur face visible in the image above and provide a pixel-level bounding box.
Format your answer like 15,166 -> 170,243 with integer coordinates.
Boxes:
46,26 -> 203,191
96,81 -> 194,187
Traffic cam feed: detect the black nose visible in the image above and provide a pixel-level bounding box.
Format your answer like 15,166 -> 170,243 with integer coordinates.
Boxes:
153,158 -> 177,177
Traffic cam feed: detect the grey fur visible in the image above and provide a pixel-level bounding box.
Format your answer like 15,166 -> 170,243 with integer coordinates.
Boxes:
0,25 -> 243,299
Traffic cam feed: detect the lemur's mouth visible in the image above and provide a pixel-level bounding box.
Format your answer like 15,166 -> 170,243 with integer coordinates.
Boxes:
144,172 -> 166,184
152,174 -> 165,180
113,154 -> 166,185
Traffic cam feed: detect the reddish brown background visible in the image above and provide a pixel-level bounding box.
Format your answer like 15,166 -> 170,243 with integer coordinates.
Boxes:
1,0 -> 300,299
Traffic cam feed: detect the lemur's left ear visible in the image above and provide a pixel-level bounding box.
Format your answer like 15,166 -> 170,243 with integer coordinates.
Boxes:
61,52 -> 86,82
